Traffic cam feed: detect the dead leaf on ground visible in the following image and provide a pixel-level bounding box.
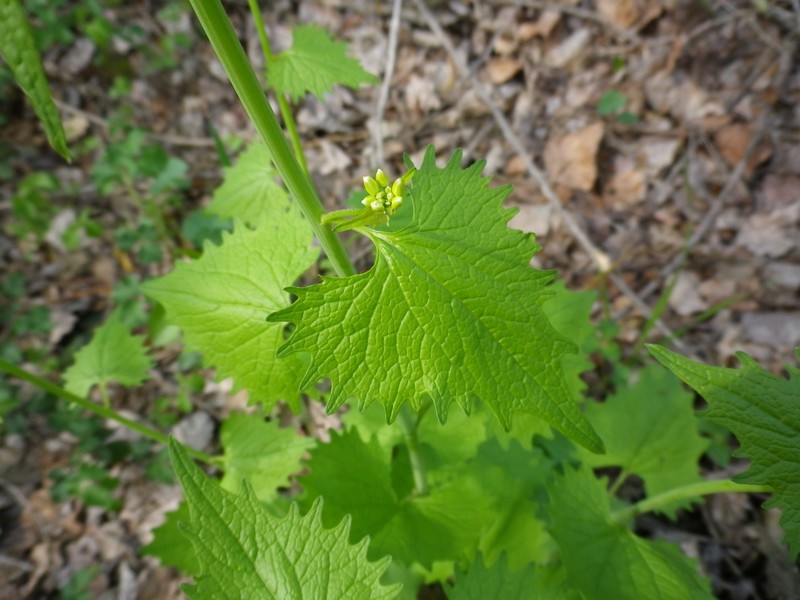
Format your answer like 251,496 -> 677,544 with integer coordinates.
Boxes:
758,173 -> 800,211
596,0 -> 640,29
636,136 -> 682,176
544,122 -> 605,191
741,312 -> 800,349
736,204 -> 800,258
545,28 -> 591,68
714,123 -> 773,177
645,71 -> 725,124
605,167 -> 646,208
486,57 -> 522,84
668,271 -> 708,316
519,10 -> 561,40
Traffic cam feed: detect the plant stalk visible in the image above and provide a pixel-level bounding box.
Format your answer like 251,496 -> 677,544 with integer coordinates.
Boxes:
187,0 -> 355,277
610,479 -> 772,524
398,407 -> 429,496
246,0 -> 309,174
0,359 -> 220,467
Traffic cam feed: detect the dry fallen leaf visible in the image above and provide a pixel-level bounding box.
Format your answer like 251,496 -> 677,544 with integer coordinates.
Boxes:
736,204 -> 800,258
741,312 -> 800,350
636,136 -> 682,175
544,122 -> 605,191
714,123 -> 773,177
545,28 -> 591,68
668,271 -> 708,316
596,0 -> 640,29
519,10 -> 561,40
486,57 -> 523,84
605,168 -> 646,208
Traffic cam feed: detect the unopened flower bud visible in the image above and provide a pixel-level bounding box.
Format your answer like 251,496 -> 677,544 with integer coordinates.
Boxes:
364,176 -> 381,197
392,178 -> 405,197
375,169 -> 389,188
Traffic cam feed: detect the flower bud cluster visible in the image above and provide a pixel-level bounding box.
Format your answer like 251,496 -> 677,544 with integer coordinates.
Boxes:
361,169 -> 406,216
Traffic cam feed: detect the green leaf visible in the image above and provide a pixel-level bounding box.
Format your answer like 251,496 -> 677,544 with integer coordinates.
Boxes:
220,411 -> 315,501
543,282 -> 597,403
447,555 -> 537,600
447,555 -> 578,600
301,428 -> 494,568
547,465 -> 713,600
650,345 -> 800,557
472,438 -> 558,569
0,0 -> 70,160
579,365 -> 709,517
169,440 -> 400,600
596,89 -> 627,116
141,502 -> 201,575
206,143 -> 289,226
271,147 -> 602,453
143,209 -> 318,411
151,156 -> 189,195
267,25 -> 378,101
63,310 -> 153,397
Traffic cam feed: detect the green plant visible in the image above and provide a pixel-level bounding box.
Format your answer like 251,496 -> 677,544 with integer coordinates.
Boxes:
1,2 -> 798,599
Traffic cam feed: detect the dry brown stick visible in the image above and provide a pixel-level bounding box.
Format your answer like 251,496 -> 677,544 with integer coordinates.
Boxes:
55,100 -> 217,148
372,0 -> 404,167
411,0 -> 691,348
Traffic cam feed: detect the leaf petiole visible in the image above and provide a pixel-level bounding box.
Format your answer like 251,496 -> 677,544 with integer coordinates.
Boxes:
0,359 -> 222,467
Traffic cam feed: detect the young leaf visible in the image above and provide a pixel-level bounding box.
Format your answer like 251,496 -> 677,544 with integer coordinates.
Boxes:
220,411 -> 315,501
447,554 -> 538,600
270,147 -> 603,453
0,0 -> 70,160
169,439 -> 400,600
267,25 -> 378,101
547,465 -> 713,599
650,345 -> 800,557
301,428 -> 494,568
579,365 -> 709,517
63,310 -> 153,397
206,143 -> 289,226
143,208 -> 318,411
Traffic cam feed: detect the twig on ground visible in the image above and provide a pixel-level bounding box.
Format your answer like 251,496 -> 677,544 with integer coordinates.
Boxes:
55,100 -> 216,148
0,554 -> 33,572
372,0 -> 403,167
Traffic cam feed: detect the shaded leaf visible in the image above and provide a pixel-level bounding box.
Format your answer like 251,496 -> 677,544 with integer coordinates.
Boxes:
650,345 -> 800,557
547,465 -> 713,599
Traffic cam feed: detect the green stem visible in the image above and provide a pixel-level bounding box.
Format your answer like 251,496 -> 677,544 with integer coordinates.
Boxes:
0,359 -> 221,467
246,0 -> 309,173
99,381 -> 111,408
610,479 -> 772,524
607,468 -> 629,497
188,0 -> 355,278
398,407 -> 429,496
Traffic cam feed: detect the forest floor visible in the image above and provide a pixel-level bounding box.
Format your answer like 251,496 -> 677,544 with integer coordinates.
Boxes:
1,0 -> 799,598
